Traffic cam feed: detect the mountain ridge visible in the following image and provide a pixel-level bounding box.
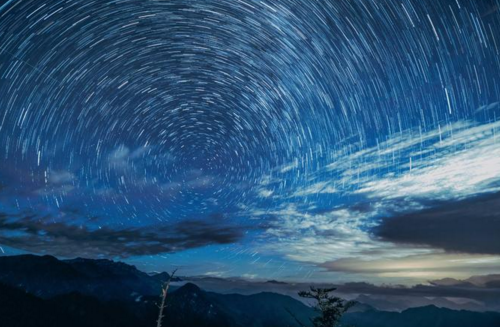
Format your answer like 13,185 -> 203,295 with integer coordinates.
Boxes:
1,254 -> 500,327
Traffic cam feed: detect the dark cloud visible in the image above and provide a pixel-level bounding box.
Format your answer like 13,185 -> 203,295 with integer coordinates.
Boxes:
430,275 -> 500,288
0,212 -> 245,258
373,192 -> 500,255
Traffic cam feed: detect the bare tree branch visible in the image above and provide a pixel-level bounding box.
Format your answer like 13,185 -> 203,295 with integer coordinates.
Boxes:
156,269 -> 178,327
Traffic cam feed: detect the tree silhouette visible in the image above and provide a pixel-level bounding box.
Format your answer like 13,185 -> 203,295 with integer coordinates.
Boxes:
156,269 -> 177,327
288,287 -> 355,327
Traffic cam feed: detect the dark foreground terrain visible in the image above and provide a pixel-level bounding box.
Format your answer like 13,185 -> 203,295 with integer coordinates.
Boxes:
1,255 -> 499,327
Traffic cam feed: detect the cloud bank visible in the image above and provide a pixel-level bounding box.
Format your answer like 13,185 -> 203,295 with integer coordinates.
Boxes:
0,211 -> 244,258
254,118 -> 500,280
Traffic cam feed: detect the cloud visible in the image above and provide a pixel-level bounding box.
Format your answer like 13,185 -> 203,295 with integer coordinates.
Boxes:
430,274 -> 500,288
0,211 -> 245,258
279,159 -> 299,173
292,119 -> 500,202
107,145 -> 154,170
374,192 -> 500,255
334,280 -> 500,303
258,188 -> 274,198
261,204 -> 424,264
260,201 -> 500,280
48,170 -> 75,184
291,182 -> 337,197
35,170 -> 76,196
354,129 -> 500,201
257,194 -> 500,281
179,273 -> 500,311
321,253 -> 500,279
108,145 -> 132,166
255,119 -> 500,281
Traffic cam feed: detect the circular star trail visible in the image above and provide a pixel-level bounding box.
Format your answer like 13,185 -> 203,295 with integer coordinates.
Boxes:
0,0 -> 499,265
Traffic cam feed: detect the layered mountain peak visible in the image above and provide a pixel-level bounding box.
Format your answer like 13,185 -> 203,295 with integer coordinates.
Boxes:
0,254 -> 162,299
176,282 -> 202,294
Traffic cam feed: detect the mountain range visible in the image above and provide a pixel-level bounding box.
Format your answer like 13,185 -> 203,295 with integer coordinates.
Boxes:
1,254 -> 499,327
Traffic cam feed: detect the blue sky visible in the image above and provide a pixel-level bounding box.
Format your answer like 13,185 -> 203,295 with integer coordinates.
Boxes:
0,0 -> 500,285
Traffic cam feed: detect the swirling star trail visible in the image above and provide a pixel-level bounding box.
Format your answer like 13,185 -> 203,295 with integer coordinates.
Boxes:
0,0 -> 499,283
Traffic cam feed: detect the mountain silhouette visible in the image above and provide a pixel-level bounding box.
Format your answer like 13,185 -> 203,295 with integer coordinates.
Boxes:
1,254 -> 499,327
0,254 -> 163,300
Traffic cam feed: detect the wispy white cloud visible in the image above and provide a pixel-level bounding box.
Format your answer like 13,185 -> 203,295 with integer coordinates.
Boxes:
279,159 -> 299,173
355,121 -> 500,201
258,188 -> 274,198
48,170 -> 75,184
107,145 -> 154,170
254,118 -> 500,281
291,182 -> 337,197
35,170 -> 76,196
261,204 -> 428,264
274,119 -> 500,201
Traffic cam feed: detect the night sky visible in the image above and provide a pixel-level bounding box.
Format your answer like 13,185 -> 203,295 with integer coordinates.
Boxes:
0,0 -> 499,284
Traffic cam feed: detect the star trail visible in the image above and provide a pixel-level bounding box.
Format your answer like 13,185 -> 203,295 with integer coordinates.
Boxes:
0,0 -> 499,283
